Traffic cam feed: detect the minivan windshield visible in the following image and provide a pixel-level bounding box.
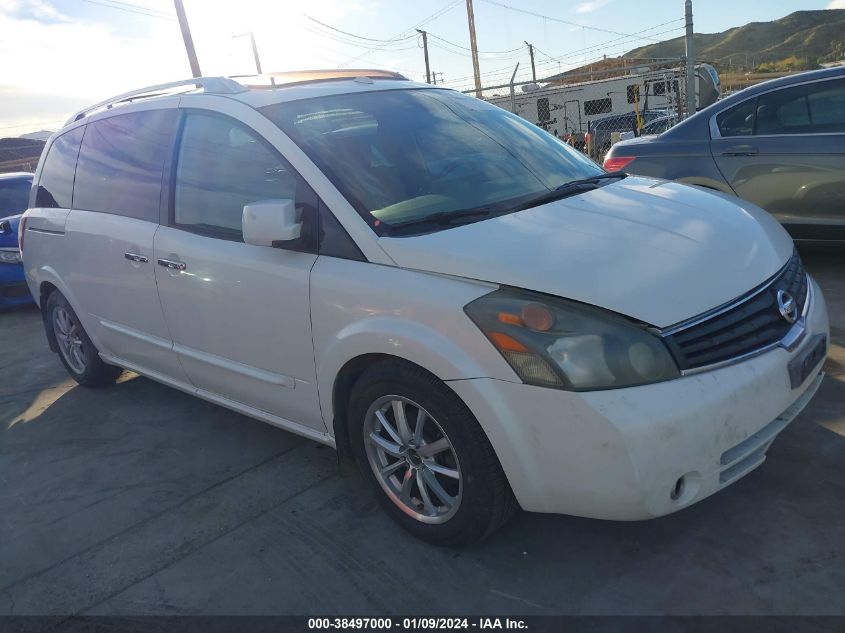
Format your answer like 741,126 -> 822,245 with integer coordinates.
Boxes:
262,88 -> 603,234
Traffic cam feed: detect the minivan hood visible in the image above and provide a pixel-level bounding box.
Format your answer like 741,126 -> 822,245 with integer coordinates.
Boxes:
378,177 -> 793,328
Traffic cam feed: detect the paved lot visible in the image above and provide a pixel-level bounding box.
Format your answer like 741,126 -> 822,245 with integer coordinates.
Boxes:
1,243 -> 844,616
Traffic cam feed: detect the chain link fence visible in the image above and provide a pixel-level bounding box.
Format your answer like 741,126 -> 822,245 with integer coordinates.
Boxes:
463,59 -> 692,162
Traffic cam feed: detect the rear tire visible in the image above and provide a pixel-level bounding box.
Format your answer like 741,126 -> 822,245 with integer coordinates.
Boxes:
348,360 -> 516,546
44,292 -> 122,388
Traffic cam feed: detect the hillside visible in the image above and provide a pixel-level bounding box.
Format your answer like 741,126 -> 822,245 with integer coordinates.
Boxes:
625,9 -> 845,70
0,137 -> 45,174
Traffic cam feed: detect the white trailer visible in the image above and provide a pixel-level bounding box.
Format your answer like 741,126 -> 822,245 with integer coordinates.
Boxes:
484,64 -> 720,139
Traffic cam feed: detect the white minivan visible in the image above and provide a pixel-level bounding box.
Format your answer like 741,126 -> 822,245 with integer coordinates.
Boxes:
21,71 -> 828,545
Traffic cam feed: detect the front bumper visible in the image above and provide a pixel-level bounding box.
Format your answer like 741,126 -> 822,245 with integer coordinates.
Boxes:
0,263 -> 33,308
448,276 -> 829,520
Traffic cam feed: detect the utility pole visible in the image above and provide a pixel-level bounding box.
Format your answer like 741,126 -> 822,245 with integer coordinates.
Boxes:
417,29 -> 431,84
525,41 -> 536,82
465,0 -> 482,97
173,0 -> 201,78
684,0 -> 696,118
234,30 -> 263,74
249,30 -> 262,75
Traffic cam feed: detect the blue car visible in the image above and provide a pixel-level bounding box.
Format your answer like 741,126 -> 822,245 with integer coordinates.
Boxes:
0,172 -> 34,308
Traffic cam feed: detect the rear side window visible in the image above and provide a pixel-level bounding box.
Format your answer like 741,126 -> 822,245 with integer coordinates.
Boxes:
35,127 -> 84,209
755,78 -> 845,135
74,110 -> 176,221
173,112 -> 317,242
716,99 -> 756,137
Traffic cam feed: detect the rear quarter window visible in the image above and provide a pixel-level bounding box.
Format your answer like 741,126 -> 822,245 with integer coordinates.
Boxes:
806,78 -> 845,132
34,127 -> 85,209
73,109 -> 176,222
716,99 -> 756,137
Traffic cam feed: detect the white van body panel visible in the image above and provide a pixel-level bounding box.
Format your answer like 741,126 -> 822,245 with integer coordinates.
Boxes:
154,226 -> 325,432
309,257 -> 513,426
67,211 -> 189,382
22,207 -> 70,237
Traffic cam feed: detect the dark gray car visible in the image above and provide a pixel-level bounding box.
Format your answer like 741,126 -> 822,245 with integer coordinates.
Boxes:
603,67 -> 845,240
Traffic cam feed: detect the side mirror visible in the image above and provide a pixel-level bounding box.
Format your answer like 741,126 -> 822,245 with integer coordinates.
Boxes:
242,199 -> 301,247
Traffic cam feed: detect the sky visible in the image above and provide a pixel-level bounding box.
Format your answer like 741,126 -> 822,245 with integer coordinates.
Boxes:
1,0 -> 842,135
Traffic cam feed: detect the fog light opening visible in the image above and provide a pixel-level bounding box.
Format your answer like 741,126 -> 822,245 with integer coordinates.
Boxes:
670,476 -> 686,501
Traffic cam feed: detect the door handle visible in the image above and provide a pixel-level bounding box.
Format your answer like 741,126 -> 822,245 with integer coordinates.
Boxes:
124,252 -> 149,263
157,258 -> 186,271
721,145 -> 759,156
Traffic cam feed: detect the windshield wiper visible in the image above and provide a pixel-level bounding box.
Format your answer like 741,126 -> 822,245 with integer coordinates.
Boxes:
385,208 -> 494,233
507,171 -> 628,214
382,172 -> 627,234
560,170 -> 628,188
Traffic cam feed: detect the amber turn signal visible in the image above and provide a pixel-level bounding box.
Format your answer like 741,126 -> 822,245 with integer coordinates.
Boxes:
489,332 -> 529,353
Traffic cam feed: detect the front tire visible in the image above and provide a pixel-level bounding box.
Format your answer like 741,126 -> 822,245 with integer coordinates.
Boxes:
45,292 -> 122,388
348,360 -> 516,545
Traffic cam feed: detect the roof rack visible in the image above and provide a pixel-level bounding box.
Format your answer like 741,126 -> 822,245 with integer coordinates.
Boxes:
65,76 -> 248,126
231,69 -> 407,89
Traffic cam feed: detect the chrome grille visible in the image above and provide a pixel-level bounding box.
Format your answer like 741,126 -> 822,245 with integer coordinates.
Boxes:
663,250 -> 808,371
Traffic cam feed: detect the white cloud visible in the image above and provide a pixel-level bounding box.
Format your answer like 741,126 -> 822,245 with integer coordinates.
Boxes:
182,0 -> 388,75
0,0 -> 65,21
0,0 -> 185,133
827,0 -> 845,8
575,0 -> 611,13
0,0 -> 402,134
0,86 -> 89,135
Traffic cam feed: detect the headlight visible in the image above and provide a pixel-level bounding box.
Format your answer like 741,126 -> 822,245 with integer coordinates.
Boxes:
465,288 -> 679,390
0,248 -> 21,265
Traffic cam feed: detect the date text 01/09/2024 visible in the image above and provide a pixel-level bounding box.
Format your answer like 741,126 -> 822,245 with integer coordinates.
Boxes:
306,617 -> 528,629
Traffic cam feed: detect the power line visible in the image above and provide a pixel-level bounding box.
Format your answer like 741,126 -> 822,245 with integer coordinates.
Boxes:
479,0 -> 677,43
338,0 -> 462,67
529,20 -> 684,67
441,20 -> 686,87
94,0 -> 174,17
522,26 -> 685,76
428,40 -> 523,61
532,45 -> 562,64
303,25 -> 421,52
76,0 -> 176,20
448,62 -> 524,82
462,24 -> 686,82
446,32 -> 688,92
304,15 -> 417,44
427,32 -> 524,55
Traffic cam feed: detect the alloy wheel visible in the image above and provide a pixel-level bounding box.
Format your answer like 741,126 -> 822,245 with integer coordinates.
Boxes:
53,306 -> 86,374
363,395 -> 463,524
